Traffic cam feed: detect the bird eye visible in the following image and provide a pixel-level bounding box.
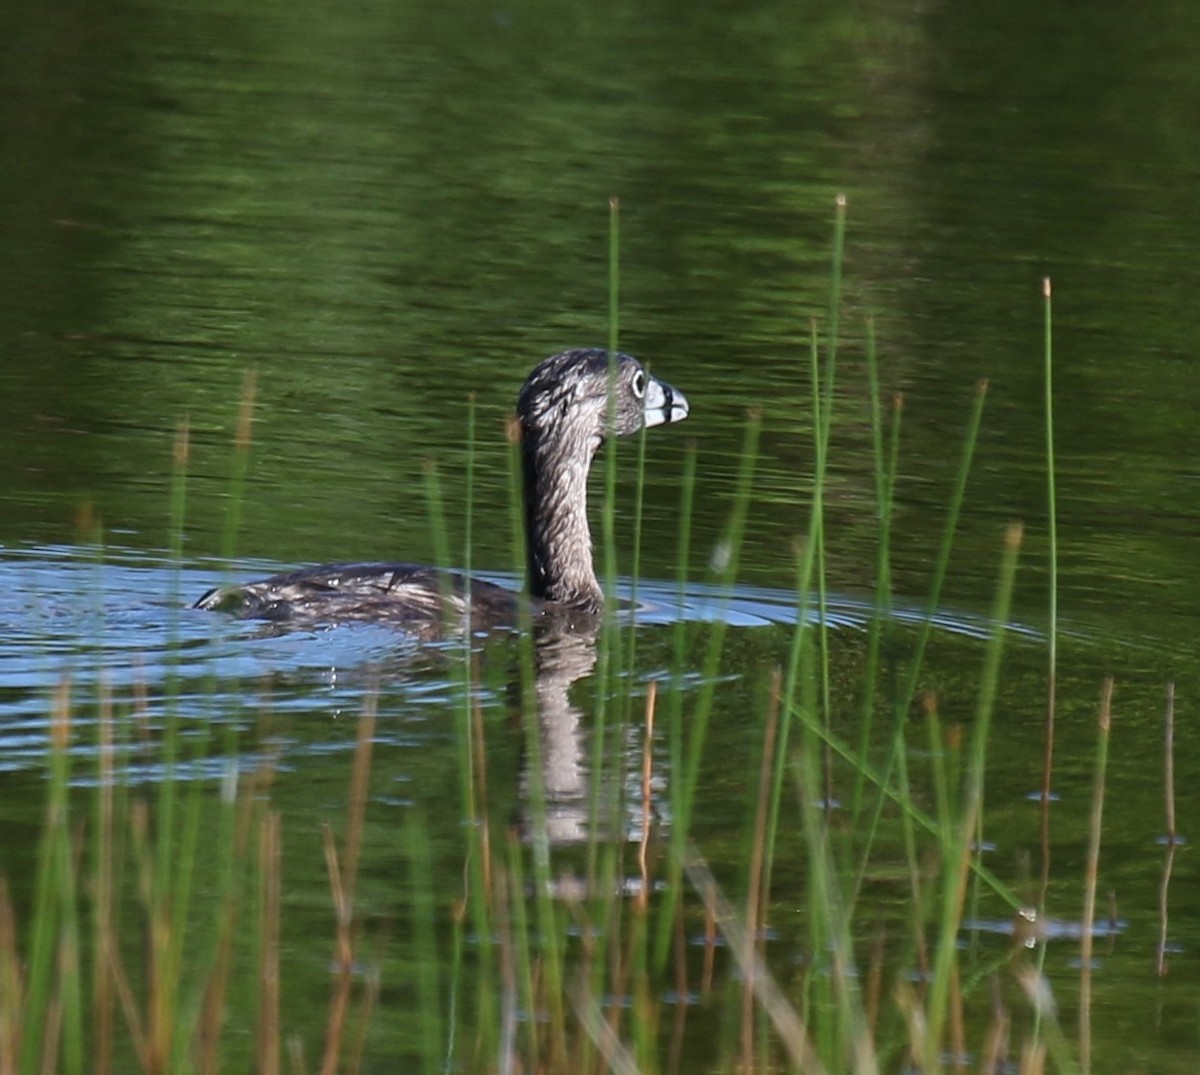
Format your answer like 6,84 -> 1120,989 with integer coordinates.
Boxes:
632,370 -> 646,398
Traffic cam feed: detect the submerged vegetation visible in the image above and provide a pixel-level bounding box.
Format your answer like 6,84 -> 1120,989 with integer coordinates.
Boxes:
0,200 -> 1188,1073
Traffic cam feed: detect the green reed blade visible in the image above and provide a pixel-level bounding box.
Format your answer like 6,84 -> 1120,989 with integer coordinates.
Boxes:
501,835 -> 539,1067
852,319 -> 900,819
464,392 -> 475,594
502,416 -> 567,1061
1079,676 -> 1113,1075
764,196 -> 848,923
1043,278 -> 1058,682
654,440 -> 697,971
447,391 -> 498,1058
923,523 -> 1023,1063
591,196 -> 625,892
220,370 -> 257,561
405,808 -> 443,1074
654,412 -> 761,970
598,194 -> 622,616
1040,277 -> 1059,885
578,195 -> 638,974
789,694 -> 1021,900
21,685 -> 72,1073
851,379 -> 988,891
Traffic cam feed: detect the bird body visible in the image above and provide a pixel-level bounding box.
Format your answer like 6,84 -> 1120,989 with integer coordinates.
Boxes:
194,349 -> 688,627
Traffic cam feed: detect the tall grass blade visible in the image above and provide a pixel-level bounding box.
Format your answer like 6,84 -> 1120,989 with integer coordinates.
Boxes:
1079,678 -> 1113,1075
91,677 -> 116,1075
853,327 -> 901,819
854,379 -> 988,891
923,522 -> 1023,1065
1040,276 -> 1059,894
775,199 -> 848,867
1157,683 -> 1177,977
406,808 -> 443,1074
599,193 -> 622,608
814,194 -> 847,808
221,370 -> 258,560
656,411 -> 761,965
320,690 -> 376,1075
742,668 -> 781,1073
656,439 -> 698,970
592,194 -> 626,896
764,197 -> 850,938
463,392 -> 475,601
257,810 -> 282,1075
21,679 -> 74,1075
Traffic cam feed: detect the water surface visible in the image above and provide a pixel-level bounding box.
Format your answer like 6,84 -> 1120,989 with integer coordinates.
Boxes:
3,0 -> 1200,1069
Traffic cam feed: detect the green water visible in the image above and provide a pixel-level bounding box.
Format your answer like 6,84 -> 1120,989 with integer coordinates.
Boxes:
3,0 -> 1200,1069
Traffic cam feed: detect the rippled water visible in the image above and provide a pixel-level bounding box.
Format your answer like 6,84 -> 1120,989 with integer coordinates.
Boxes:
0,540 -> 1046,715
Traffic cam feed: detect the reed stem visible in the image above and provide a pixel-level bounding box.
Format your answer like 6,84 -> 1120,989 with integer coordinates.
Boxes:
1079,677 -> 1113,1075
1040,276 -> 1059,897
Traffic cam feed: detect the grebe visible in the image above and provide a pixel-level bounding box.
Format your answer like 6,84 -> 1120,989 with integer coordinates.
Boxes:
194,348 -> 688,626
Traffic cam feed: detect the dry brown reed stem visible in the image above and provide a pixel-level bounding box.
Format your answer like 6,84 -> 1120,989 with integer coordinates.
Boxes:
1079,676 -> 1113,1075
685,855 -> 826,1075
1157,682 -> 1177,978
258,811 -> 282,1075
320,689 -> 377,1075
76,676 -> 152,1073
346,963 -> 380,1075
637,681 -> 657,912
741,666 -> 781,1075
1019,1040 -> 1047,1075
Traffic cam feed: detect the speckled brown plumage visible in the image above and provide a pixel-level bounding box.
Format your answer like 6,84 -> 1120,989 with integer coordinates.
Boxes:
194,348 -> 688,629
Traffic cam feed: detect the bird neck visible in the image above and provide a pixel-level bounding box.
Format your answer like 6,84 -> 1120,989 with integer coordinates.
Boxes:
522,429 -> 603,610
